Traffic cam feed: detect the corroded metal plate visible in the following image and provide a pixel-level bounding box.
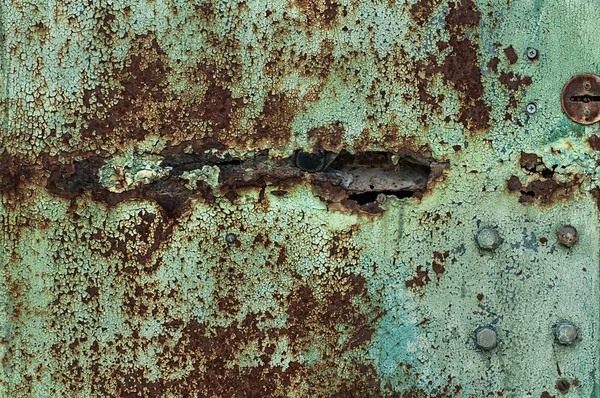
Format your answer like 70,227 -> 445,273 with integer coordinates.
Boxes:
561,74 -> 600,125
1,0 -> 600,397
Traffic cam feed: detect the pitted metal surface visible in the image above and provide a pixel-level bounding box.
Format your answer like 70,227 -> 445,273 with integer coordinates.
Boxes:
1,0 -> 600,396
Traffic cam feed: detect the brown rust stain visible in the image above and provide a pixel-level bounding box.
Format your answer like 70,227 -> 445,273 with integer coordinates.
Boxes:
503,45 -> 518,65
42,154 -> 197,219
49,267 -> 389,396
519,152 -> 540,172
195,65 -> 241,134
329,226 -> 359,261
587,134 -> 600,150
432,251 -> 449,275
405,265 -> 431,289
445,0 -> 481,32
439,36 -> 489,130
307,122 -> 345,151
487,56 -> 499,73
74,29 -> 300,153
43,155 -> 105,200
409,0 -> 443,26
44,0 -> 495,164
0,154 -> 30,193
507,177 -> 582,204
292,0 -> 341,28
111,211 -> 173,266
79,34 -> 173,144
499,72 -> 532,91
412,0 -> 490,132
590,187 -> 600,210
507,153 -> 582,204
254,93 -> 300,148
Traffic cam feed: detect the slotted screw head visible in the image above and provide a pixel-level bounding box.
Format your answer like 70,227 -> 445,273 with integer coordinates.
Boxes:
475,327 -> 497,350
556,378 -> 571,392
555,323 -> 578,345
557,225 -> 578,247
476,227 -> 500,251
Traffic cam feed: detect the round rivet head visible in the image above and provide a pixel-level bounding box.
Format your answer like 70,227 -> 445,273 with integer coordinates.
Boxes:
556,378 -> 571,392
295,150 -> 326,172
476,227 -> 500,251
557,225 -> 578,247
526,102 -> 537,114
225,233 -> 237,244
475,327 -> 498,350
555,323 -> 578,345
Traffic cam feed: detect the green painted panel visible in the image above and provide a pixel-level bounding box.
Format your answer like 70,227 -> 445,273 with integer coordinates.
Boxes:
1,0 -> 599,396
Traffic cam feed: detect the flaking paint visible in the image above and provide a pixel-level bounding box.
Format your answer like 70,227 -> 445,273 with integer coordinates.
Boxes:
1,0 -> 600,396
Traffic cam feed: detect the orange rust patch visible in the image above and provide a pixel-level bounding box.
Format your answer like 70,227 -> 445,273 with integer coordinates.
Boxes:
307,122 -> 345,151
292,0 -> 341,28
80,35 -> 173,144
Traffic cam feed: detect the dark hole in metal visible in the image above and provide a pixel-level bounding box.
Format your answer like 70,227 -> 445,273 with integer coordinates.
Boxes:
295,150 -> 326,172
327,150 -> 431,203
540,166 -> 556,179
348,190 -> 414,205
162,154 -> 243,176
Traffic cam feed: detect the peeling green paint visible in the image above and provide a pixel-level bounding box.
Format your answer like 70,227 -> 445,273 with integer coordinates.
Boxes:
1,0 -> 600,396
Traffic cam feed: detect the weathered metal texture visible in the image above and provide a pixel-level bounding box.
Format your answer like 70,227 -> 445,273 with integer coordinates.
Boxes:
1,0 -> 600,396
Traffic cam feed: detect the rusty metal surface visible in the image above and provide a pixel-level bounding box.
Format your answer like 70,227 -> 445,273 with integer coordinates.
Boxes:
561,74 -> 600,125
1,0 -> 600,396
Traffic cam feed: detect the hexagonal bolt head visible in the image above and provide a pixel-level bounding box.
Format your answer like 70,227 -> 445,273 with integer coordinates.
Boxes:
557,225 -> 578,247
475,327 -> 498,350
476,227 -> 500,251
295,150 -> 326,172
554,323 -> 578,345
